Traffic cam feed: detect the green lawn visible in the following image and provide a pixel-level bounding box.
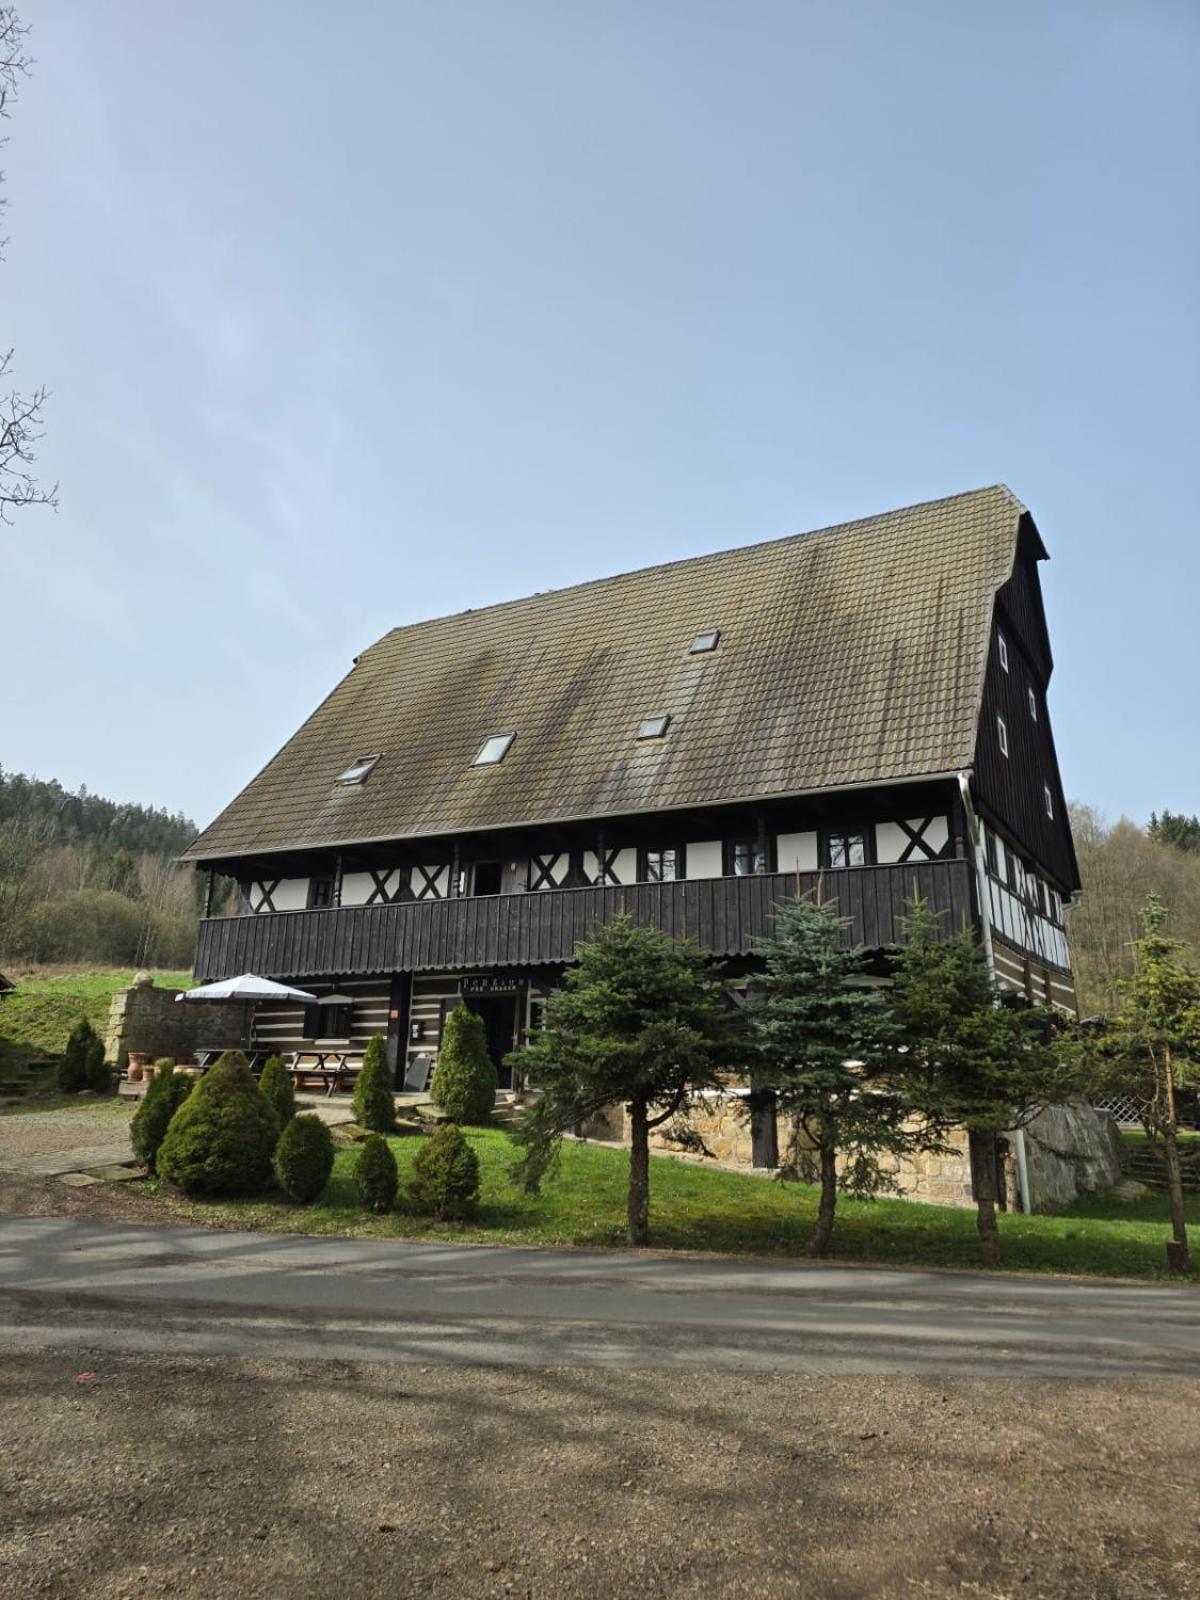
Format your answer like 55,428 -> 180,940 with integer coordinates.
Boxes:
151,1124 -> 1200,1282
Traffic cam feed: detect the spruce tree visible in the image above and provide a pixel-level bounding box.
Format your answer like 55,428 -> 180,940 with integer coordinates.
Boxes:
351,1035 -> 395,1132
889,899 -> 1076,1267
83,1032 -> 110,1093
430,1005 -> 497,1124
751,893 -> 923,1259
510,914 -> 743,1245
130,1063 -> 194,1172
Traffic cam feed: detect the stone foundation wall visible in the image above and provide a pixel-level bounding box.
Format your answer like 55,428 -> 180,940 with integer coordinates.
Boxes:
578,1093 -> 1124,1213
104,973 -> 252,1066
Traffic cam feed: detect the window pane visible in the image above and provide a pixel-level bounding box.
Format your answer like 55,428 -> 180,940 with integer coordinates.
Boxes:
646,849 -> 677,882
474,733 -> 515,765
828,832 -> 866,869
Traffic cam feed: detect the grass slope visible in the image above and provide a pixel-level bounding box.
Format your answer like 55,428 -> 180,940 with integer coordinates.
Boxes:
156,1125 -> 1200,1282
0,967 -> 192,1072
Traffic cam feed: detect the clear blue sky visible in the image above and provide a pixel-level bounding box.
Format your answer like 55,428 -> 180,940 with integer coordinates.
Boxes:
3,1 -> 1197,831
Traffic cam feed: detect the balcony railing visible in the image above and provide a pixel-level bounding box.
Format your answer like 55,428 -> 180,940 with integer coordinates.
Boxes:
193,858 -> 976,982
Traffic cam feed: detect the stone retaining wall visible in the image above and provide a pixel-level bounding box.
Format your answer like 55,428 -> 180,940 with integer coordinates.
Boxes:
104,973 -> 252,1066
581,1093 -> 1123,1213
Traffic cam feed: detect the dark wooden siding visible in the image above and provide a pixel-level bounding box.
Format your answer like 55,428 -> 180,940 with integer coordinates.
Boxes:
973,543 -> 1079,892
194,859 -> 976,981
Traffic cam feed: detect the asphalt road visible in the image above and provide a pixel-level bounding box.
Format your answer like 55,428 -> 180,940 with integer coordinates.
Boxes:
2,1215 -> 1197,1377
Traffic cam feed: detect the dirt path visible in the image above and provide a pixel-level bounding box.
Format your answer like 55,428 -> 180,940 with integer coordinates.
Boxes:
1,1352 -> 1196,1600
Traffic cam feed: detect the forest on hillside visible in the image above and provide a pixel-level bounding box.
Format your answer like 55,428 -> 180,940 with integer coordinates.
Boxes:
0,768 -> 218,968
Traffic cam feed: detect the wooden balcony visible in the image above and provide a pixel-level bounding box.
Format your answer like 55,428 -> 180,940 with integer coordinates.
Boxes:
193,858 -> 976,982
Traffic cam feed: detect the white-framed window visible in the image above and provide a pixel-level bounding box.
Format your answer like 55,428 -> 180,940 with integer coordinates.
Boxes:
1028,686 -> 1038,722
998,632 -> 1009,672
997,714 -> 1009,757
1044,783 -> 1054,819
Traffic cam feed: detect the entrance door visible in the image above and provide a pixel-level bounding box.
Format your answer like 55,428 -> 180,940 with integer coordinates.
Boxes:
465,994 -> 520,1090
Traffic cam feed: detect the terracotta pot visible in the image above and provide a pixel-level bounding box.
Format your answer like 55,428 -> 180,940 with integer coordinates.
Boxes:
127,1062 -> 143,1082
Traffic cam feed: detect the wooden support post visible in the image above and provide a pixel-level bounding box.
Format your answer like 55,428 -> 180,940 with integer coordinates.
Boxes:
450,843 -> 461,898
596,829 -> 606,886
332,853 -> 344,909
385,972 -> 411,1087
755,812 -> 770,875
202,867 -> 215,918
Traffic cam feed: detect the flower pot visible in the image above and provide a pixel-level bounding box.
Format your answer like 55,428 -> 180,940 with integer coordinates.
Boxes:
127,1062 -> 143,1082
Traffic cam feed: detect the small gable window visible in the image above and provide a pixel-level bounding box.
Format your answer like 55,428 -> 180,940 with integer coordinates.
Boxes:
637,715 -> 671,740
644,847 -> 679,883
307,877 -> 334,909
474,733 -> 515,766
998,632 -> 1009,673
997,714 -> 1009,757
690,629 -> 720,654
1028,686 -> 1038,722
336,754 -> 380,786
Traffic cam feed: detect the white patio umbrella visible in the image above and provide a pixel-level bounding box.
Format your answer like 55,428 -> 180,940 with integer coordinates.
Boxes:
175,974 -> 318,1004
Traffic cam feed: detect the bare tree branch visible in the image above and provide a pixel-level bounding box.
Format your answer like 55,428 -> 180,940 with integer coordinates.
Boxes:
0,6 -> 55,519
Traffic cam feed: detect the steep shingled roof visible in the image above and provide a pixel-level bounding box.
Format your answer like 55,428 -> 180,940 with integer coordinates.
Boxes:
183,485 -> 1029,862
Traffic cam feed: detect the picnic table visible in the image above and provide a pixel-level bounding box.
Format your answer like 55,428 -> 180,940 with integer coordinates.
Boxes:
194,1048 -> 272,1071
287,1051 -> 363,1096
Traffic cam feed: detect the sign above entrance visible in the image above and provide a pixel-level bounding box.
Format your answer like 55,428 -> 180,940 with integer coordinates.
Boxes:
460,975 -> 522,997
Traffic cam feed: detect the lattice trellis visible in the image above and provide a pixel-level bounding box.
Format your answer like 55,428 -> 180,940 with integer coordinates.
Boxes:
1091,1095 -> 1143,1128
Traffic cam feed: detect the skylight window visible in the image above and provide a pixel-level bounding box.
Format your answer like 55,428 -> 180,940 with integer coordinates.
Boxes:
637,715 -> 671,740
473,733 -> 515,766
335,754 -> 380,786
690,629 -> 720,654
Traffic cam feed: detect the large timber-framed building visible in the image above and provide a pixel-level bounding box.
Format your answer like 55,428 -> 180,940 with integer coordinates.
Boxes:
183,485 -> 1080,1091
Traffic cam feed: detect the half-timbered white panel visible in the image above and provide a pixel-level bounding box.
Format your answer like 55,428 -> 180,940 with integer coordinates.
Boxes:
611,847 -> 638,884
341,868 -> 406,906
409,864 -> 450,900
246,877 -> 309,914
528,853 -> 570,891
775,831 -> 819,872
687,840 -> 724,879
874,816 -> 949,864
582,850 -> 600,884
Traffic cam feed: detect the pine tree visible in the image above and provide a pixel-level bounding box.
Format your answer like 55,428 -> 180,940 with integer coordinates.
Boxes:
351,1035 -> 395,1133
889,899 -> 1077,1267
1092,895 -> 1200,1274
510,914 -> 744,1245
751,893 -> 924,1259
430,1005 -> 497,1124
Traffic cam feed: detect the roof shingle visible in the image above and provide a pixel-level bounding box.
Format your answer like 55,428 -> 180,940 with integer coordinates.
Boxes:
183,485 -> 1027,861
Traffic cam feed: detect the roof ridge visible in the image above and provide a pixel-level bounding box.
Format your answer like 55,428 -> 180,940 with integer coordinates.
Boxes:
366,483 -> 1023,654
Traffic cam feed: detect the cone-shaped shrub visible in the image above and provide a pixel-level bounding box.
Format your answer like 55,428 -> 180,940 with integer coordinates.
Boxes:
157,1051 -> 280,1196
351,1036 -> 395,1132
273,1112 -> 334,1203
355,1131 -> 398,1213
130,1061 -> 194,1172
409,1122 -> 480,1219
259,1055 -> 296,1128
84,1033 -> 111,1093
58,1018 -> 100,1094
429,1006 -> 496,1125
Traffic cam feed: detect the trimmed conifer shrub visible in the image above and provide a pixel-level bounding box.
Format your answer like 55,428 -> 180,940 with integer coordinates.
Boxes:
130,1063 -> 194,1172
57,1018 -> 100,1093
408,1122 -> 480,1220
429,1006 -> 497,1125
351,1035 -> 395,1132
273,1112 -> 335,1203
84,1032 -> 111,1093
259,1054 -> 296,1127
157,1051 -> 280,1196
355,1132 -> 398,1213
